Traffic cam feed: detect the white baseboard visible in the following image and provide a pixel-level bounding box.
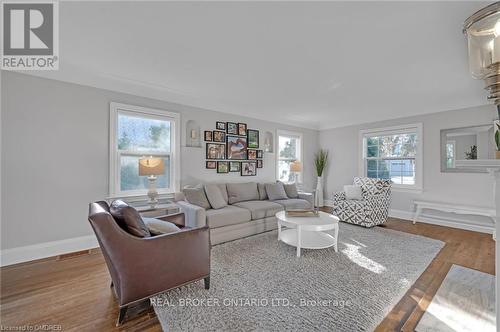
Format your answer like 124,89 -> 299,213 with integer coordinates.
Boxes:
389,209 -> 494,235
0,235 -> 99,267
324,199 -> 334,207
388,209 -> 414,220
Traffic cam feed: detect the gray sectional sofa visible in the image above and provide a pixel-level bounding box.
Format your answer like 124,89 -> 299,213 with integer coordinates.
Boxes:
176,182 -> 313,245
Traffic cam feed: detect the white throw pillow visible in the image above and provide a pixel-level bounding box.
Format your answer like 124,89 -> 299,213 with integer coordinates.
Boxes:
344,185 -> 362,200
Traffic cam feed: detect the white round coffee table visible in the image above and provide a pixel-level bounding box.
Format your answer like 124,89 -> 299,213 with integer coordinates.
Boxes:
276,210 -> 339,257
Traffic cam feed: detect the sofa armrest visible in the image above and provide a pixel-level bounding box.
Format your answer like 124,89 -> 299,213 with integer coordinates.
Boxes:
177,201 -> 207,228
298,192 -> 314,207
332,191 -> 346,205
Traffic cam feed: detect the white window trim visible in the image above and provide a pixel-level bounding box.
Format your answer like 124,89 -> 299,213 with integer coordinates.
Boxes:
276,129 -> 304,182
358,123 -> 423,192
109,102 -> 181,198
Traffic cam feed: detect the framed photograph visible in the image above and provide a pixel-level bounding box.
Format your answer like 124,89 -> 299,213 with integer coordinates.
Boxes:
247,129 -> 259,149
257,160 -> 263,168
206,161 -> 216,169
213,130 -> 226,143
206,143 -> 226,159
229,161 -> 241,172
257,150 -> 263,158
238,123 -> 247,136
204,131 -> 213,141
248,149 -> 257,160
241,161 -> 257,176
216,122 -> 226,131
227,122 -> 238,135
226,136 -> 247,160
217,161 -> 229,173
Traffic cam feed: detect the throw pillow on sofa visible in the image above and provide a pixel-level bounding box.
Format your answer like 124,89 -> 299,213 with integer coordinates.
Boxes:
344,185 -> 363,200
257,183 -> 269,200
227,182 -> 259,204
183,185 -> 211,209
204,184 -> 228,209
282,182 -> 299,198
266,182 -> 288,200
142,218 -> 181,235
109,200 -> 151,238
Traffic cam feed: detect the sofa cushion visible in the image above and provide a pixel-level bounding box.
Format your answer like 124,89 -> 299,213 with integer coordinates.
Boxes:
273,198 -> 312,210
204,184 -> 228,209
283,183 -> 299,198
212,183 -> 229,204
266,182 -> 288,200
183,186 -> 211,209
109,200 -> 151,238
205,206 -> 252,228
142,218 -> 181,235
233,200 -> 284,220
257,183 -> 268,200
227,182 -> 259,204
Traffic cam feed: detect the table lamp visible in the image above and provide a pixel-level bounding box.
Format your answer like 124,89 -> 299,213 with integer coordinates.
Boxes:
139,157 -> 165,208
289,160 -> 302,184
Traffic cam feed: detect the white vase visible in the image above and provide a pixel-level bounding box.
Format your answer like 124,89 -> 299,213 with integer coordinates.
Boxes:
315,176 -> 324,207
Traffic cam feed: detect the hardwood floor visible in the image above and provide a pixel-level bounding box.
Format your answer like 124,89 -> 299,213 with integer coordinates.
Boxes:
375,218 -> 495,332
0,217 -> 494,331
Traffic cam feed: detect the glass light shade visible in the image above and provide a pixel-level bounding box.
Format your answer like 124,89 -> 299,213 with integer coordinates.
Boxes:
138,157 -> 165,176
464,3 -> 500,79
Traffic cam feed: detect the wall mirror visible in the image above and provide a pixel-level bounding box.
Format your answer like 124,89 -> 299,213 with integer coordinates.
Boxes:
440,124 -> 494,173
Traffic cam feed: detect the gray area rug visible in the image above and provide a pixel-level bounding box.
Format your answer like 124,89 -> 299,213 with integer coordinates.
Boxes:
153,223 -> 444,331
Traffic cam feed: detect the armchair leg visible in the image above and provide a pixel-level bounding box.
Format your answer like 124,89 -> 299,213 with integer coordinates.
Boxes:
116,306 -> 127,326
204,276 -> 210,290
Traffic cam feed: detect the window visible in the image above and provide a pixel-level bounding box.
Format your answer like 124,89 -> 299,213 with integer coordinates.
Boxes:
360,123 -> 422,190
446,140 -> 456,168
277,130 -> 302,182
109,103 -> 180,197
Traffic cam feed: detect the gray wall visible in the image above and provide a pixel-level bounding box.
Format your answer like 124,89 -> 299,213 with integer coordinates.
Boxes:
319,105 -> 496,214
1,72 -> 318,249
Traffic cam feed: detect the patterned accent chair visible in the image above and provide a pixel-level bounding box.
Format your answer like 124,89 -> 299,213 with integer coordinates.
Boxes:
332,177 -> 391,228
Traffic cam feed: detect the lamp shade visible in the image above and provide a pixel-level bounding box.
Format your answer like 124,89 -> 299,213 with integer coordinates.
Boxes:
464,3 -> 500,79
463,3 -> 500,104
290,160 -> 302,172
139,157 -> 165,176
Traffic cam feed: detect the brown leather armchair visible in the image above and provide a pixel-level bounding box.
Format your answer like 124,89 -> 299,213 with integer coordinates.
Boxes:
88,201 -> 211,325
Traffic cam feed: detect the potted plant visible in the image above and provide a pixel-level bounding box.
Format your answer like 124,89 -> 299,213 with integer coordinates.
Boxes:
495,121 -> 500,159
314,149 -> 328,207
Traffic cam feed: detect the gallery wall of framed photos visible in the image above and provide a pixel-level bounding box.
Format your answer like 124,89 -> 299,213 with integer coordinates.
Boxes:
204,121 -> 263,176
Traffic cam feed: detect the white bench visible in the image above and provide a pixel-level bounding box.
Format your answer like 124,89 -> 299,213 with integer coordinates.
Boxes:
413,200 -> 496,227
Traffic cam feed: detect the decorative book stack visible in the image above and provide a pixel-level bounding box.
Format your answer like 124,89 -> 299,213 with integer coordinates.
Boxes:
285,209 -> 319,217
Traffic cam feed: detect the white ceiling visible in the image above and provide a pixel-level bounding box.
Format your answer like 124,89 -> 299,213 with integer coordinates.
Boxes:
25,1 -> 493,130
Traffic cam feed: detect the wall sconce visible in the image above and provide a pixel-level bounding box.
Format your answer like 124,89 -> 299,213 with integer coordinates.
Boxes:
463,2 -> 500,106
